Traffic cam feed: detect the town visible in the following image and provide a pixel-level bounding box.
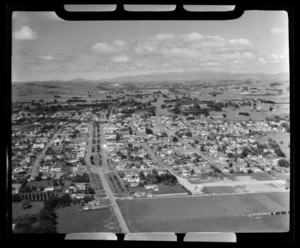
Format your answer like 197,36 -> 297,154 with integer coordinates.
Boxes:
11,79 -> 290,233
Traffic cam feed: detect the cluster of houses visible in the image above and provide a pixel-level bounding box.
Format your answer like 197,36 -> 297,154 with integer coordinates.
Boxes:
11,124 -> 59,182
50,108 -> 103,122
36,122 -> 90,181
148,115 -> 289,178
103,116 -> 162,171
82,198 -> 111,211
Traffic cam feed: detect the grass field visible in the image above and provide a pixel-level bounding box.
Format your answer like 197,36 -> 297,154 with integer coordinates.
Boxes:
117,192 -> 289,233
56,205 -> 121,233
27,180 -> 53,189
88,172 -> 105,192
202,186 -> 237,194
12,201 -> 44,219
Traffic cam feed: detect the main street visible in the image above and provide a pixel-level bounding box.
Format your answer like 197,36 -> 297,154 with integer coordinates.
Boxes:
29,127 -> 62,178
85,123 -> 130,233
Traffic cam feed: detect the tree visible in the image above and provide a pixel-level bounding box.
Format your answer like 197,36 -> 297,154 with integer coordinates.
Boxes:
185,131 -> 192,137
40,186 -> 45,192
58,194 -> 72,207
229,162 -> 233,168
161,104 -> 166,109
139,171 -> 146,180
12,194 -> 21,202
37,219 -> 57,233
223,113 -> 227,118
87,187 -> 95,194
38,208 -> 57,223
44,196 -> 58,209
52,179 -> 58,186
241,147 -> 251,158
278,159 -> 290,168
145,128 -> 153,135
35,176 -> 42,181
116,133 -> 121,142
22,200 -> 32,209
200,145 -> 205,152
83,195 -> 92,204
173,136 -> 179,143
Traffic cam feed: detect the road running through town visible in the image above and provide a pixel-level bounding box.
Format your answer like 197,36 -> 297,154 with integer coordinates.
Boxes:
29,127 -> 62,178
85,123 -> 130,233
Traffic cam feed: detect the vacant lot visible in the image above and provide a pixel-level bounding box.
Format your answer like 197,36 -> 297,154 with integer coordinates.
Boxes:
117,192 -> 289,233
12,201 -> 44,219
56,205 -> 121,233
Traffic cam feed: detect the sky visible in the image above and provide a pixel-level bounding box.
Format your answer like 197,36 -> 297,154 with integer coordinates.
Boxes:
11,10 -> 289,82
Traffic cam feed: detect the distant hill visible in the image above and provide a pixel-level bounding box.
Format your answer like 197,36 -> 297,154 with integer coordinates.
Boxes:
98,70 -> 289,84
12,70 -> 289,85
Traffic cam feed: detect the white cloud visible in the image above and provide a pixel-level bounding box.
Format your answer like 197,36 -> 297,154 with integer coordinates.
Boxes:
134,44 -> 156,54
181,32 -> 204,42
243,52 -> 254,58
279,54 -> 287,60
270,54 -> 280,63
113,40 -> 127,47
229,38 -> 252,47
40,55 -> 54,60
13,26 -> 37,40
92,42 -> 119,54
111,55 -> 130,63
270,27 -> 288,35
91,32 -> 261,73
258,57 -> 266,65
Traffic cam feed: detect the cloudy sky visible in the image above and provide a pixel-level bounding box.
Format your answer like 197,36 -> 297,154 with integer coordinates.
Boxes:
12,10 -> 289,82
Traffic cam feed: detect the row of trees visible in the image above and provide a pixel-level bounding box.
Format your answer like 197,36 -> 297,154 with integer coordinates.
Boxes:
138,170 -> 178,186
238,112 -> 250,116
18,191 -> 55,203
71,173 -> 90,183
268,139 -> 286,158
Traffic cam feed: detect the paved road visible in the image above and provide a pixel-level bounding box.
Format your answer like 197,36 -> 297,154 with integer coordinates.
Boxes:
30,128 -> 62,178
99,124 -> 129,233
85,123 -> 130,233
